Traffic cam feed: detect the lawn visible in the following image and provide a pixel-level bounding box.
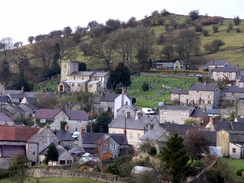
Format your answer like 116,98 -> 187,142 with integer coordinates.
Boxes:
0,177 -> 107,183
127,75 -> 198,108
222,158 -> 244,181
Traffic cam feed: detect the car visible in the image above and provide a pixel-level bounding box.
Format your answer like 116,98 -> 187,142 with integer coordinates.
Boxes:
72,131 -> 80,139
142,108 -> 155,115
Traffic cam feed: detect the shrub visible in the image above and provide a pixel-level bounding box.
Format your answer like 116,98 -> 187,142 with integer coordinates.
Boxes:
236,28 -> 241,33
212,25 -> 218,33
141,82 -> 149,92
200,16 -> 223,25
192,160 -> 204,168
202,29 -> 209,36
195,24 -> 203,32
236,169 -> 244,176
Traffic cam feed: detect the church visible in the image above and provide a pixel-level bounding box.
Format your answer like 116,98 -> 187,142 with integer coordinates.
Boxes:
58,61 -> 110,93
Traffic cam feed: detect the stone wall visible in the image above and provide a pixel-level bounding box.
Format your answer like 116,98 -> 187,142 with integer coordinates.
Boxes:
25,168 -> 129,183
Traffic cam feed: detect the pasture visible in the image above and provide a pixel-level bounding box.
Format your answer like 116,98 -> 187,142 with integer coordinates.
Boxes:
127,75 -> 198,108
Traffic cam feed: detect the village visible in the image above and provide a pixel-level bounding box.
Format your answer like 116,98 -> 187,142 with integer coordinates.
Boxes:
1,58 -> 244,182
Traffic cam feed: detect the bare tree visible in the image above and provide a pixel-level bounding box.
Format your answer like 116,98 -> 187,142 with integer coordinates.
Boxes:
110,27 -> 136,63
183,128 -> 209,164
31,39 -> 55,71
87,20 -> 99,30
89,35 -> 115,69
0,37 -> 14,60
175,29 -> 201,61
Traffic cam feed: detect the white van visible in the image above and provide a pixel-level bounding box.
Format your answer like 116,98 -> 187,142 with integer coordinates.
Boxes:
72,131 -> 80,139
142,108 -> 155,115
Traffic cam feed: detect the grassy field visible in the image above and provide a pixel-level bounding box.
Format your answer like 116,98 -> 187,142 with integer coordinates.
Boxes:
222,158 -> 244,181
127,75 -> 198,108
0,177 -> 107,183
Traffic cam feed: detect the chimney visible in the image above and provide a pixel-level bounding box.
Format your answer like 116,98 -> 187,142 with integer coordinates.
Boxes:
21,86 -> 24,93
78,127 -> 85,153
204,81 -> 207,85
209,116 -> 215,123
121,87 -> 126,107
65,124 -> 69,131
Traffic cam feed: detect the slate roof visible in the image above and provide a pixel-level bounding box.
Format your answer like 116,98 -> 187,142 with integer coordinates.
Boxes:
109,115 -> 156,130
140,127 -> 167,142
236,118 -> 244,123
82,133 -> 104,144
22,97 -> 38,104
209,60 -> 229,66
226,86 -> 244,93
0,96 -> 10,103
171,89 -> 189,95
0,112 -> 15,125
212,121 -> 232,131
109,134 -> 128,145
34,109 -> 60,119
224,130 -> 244,143
0,126 -> 40,141
160,123 -> 196,136
64,109 -> 88,120
92,71 -> 109,77
100,94 -> 120,102
161,105 -> 194,112
199,130 -> 217,146
55,130 -> 74,141
69,71 -> 95,76
213,65 -> 239,72
176,60 -> 185,65
190,109 -> 206,118
190,83 -> 217,91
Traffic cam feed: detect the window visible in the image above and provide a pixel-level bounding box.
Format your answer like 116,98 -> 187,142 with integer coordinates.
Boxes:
78,120 -> 82,123
129,133 -> 133,139
181,112 -> 186,115
89,85 -> 92,87
217,72 -> 220,76
33,152 -> 35,155
137,133 -> 141,140
63,118 -> 68,122
181,118 -> 185,121
73,77 -> 75,80
110,144 -> 116,150
54,117 -> 60,122
78,83 -> 80,86
208,101 -> 211,104
72,83 -> 74,87
60,160 -> 65,165
232,148 -> 236,153
232,93 -> 235,97
67,160 -> 72,164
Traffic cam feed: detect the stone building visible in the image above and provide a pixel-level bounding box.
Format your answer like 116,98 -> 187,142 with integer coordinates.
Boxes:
58,61 -> 110,93
171,82 -> 220,109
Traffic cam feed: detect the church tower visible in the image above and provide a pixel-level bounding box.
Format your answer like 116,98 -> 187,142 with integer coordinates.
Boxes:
60,60 -> 79,82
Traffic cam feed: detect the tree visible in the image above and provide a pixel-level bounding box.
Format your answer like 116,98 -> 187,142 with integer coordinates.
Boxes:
88,20 -> 99,30
105,19 -> 121,33
135,26 -> 155,71
49,30 -> 63,39
93,111 -> 112,133
8,153 -> 29,183
212,25 -> 219,33
0,59 -> 10,81
28,36 -> 34,44
234,16 -> 241,26
204,39 -> 225,52
34,34 -> 47,42
44,143 -> 59,165
35,93 -> 58,109
206,158 -> 233,183
63,26 -> 72,37
110,62 -> 131,90
79,62 -> 87,71
189,10 -> 199,20
14,69 -> 30,91
126,17 -> 137,28
0,37 -> 14,60
157,133 -> 191,183
141,81 -> 149,92
175,29 -> 201,61
52,43 -> 61,75
157,33 -> 165,45
88,35 -> 115,69
183,128 -> 209,164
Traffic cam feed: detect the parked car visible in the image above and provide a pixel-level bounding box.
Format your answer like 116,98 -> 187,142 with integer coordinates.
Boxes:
142,108 -> 155,115
72,131 -> 80,139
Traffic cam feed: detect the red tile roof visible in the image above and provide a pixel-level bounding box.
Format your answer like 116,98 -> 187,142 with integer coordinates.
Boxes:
0,126 -> 40,141
34,109 -> 61,119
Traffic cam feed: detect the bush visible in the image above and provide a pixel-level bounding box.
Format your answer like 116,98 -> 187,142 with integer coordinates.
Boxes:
236,28 -> 241,33
141,82 -> 149,92
236,169 -> 244,176
200,16 -> 223,25
192,160 -> 204,168
195,24 -> 203,32
202,29 -> 209,36
212,25 -> 218,33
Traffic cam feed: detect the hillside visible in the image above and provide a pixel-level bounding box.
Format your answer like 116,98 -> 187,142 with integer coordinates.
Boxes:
0,12 -> 244,84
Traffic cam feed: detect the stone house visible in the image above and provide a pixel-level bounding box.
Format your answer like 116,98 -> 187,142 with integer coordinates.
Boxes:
212,65 -> 239,81
153,61 -> 174,69
0,126 -> 59,168
208,59 -> 229,72
108,110 -> 159,148
217,129 -> 244,158
58,61 -> 110,93
94,89 -> 134,118
171,83 -> 220,109
34,109 -> 88,133
159,105 -> 195,124
39,144 -> 74,166
174,60 -> 186,70
97,134 -> 128,159
54,130 -> 75,149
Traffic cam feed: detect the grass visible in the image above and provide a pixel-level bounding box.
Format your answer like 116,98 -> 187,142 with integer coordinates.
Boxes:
127,75 -> 198,108
222,158 -> 244,181
0,177 -> 107,183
